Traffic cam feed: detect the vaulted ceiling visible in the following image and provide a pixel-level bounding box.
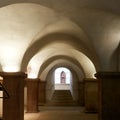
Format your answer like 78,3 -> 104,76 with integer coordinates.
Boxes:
0,0 -> 119,80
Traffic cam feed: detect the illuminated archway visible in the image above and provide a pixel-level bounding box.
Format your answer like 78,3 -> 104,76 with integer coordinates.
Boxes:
54,67 -> 71,90
55,67 -> 70,84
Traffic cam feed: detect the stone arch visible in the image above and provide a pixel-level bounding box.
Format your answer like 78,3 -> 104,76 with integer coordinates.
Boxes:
21,32 -> 99,72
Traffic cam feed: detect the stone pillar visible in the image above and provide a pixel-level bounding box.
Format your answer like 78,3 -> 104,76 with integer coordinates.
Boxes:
84,78 -> 98,113
0,72 -> 26,120
26,78 -> 39,113
78,81 -> 85,106
95,72 -> 120,120
39,81 -> 46,105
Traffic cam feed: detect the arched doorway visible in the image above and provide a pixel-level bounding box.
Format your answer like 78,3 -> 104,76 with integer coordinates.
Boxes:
54,67 -> 70,90
45,67 -> 80,106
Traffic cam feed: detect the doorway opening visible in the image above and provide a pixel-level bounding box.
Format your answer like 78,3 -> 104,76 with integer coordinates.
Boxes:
54,67 -> 71,90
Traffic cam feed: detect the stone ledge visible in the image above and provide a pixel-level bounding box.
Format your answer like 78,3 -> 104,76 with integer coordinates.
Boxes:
95,72 -> 120,79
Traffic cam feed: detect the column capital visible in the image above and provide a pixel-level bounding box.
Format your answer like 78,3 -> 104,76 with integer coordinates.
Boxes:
0,72 -> 27,78
25,78 -> 40,82
95,72 -> 120,79
78,81 -> 85,84
83,78 -> 97,82
39,80 -> 46,83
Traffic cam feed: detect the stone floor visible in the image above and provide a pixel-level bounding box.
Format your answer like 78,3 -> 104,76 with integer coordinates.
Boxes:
24,106 -> 98,120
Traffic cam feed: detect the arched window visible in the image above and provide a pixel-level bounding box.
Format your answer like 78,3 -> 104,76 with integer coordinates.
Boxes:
60,71 -> 66,84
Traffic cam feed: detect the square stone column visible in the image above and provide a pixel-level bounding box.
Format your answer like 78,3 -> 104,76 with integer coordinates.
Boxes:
38,81 -> 46,105
26,78 -> 39,113
0,72 -> 26,120
78,81 -> 85,106
95,72 -> 120,120
84,78 -> 98,113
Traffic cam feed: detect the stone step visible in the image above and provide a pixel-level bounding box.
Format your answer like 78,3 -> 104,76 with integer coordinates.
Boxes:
47,90 -> 78,106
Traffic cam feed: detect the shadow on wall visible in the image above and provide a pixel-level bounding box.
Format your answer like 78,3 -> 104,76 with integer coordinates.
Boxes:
110,42 -> 120,71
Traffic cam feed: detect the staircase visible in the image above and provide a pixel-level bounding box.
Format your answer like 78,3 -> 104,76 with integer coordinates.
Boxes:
48,90 -> 78,106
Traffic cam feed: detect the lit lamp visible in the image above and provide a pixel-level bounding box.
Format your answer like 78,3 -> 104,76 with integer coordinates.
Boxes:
0,80 -> 10,99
